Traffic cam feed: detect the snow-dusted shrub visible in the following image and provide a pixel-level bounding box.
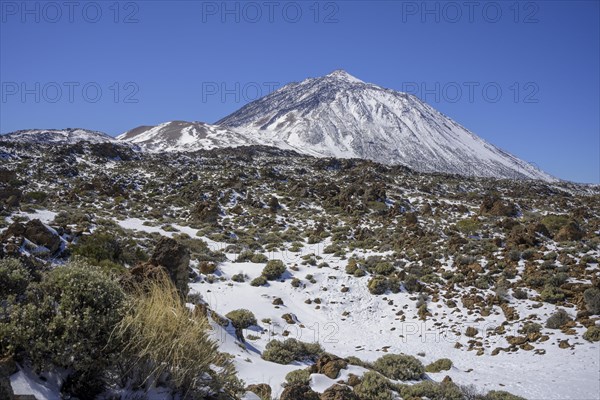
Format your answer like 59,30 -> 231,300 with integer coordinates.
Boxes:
262,338 -> 323,365
226,309 -> 257,329
0,257 -> 30,299
584,287 -> 600,314
373,354 -> 424,381
546,309 -> 571,329
262,259 -> 286,280
353,371 -> 392,400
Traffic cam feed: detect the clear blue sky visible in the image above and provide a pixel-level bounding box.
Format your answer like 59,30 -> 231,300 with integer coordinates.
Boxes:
1,0 -> 598,183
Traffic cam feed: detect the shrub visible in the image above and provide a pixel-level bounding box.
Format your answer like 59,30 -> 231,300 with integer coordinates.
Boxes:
425,358 -> 453,373
73,231 -> 121,263
226,309 -> 257,329
456,219 -> 481,235
485,390 -> 527,400
250,276 -> 267,287
512,288 -> 528,300
4,260 -> 125,395
584,287 -> 600,314
520,322 -> 542,335
540,285 -> 565,304
374,262 -> 394,276
353,371 -> 392,400
231,273 -> 246,282
285,368 -> 311,385
262,260 -> 286,280
346,259 -> 359,275
368,276 -> 388,295
396,381 -> 463,400
115,273 -> 241,396
583,326 -> 600,342
0,258 -> 31,299
403,274 -> 421,293
199,261 -> 217,275
546,309 -> 571,329
262,339 -> 323,365
372,354 -> 424,381
251,253 -> 269,263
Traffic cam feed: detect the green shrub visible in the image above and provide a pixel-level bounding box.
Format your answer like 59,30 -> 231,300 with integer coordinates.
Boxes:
520,322 -> 542,335
584,287 -> 600,314
285,368 -> 311,385
546,309 -> 571,329
226,309 -> 257,329
583,326 -> 600,342
485,390 -> 527,400
425,358 -> 453,373
231,273 -> 246,282
368,276 -> 388,295
0,258 -> 31,299
396,380 -> 463,400
73,231 -> 121,263
262,260 -> 286,280
345,259 -> 359,275
456,219 -> 481,235
251,253 -> 269,263
262,339 -> 323,365
541,214 -> 569,234
4,260 -> 125,395
373,354 -> 424,381
250,276 -> 267,287
374,262 -> 394,276
540,285 -> 565,304
353,371 -> 392,400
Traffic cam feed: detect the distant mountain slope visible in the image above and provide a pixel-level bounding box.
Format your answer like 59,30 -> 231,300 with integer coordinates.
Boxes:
116,121 -> 258,152
217,70 -> 556,181
1,128 -> 114,144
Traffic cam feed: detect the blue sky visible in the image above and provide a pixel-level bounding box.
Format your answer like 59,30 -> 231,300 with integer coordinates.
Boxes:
1,0 -> 598,183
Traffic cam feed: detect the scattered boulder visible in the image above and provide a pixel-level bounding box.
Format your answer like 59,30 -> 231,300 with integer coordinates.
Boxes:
150,236 -> 190,296
280,384 -> 320,400
313,354 -> 348,379
24,219 -> 61,253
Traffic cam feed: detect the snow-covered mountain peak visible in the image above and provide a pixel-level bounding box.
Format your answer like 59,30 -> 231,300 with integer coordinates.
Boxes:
323,69 -> 364,84
217,72 -> 556,182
